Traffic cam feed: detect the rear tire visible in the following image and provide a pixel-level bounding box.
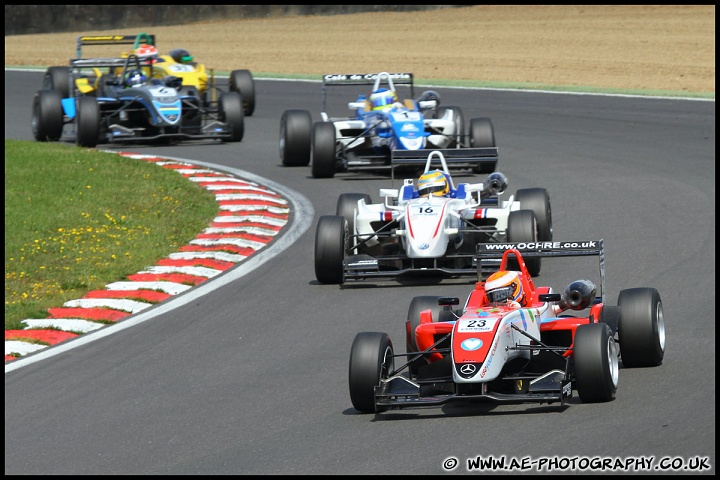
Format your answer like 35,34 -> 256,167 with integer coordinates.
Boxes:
436,106 -> 464,148
229,69 -> 255,116
349,332 -> 394,413
219,92 -> 244,142
469,117 -> 496,174
406,295 -> 444,354
574,323 -> 619,403
336,193 -> 371,251
75,96 -> 100,148
506,210 -> 541,276
516,188 -> 553,241
617,288 -> 665,367
314,215 -> 347,284
280,109 -> 312,166
311,122 -> 337,178
31,89 -> 64,142
42,66 -> 71,97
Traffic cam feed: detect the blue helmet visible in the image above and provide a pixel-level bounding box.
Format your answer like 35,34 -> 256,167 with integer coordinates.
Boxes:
125,69 -> 147,87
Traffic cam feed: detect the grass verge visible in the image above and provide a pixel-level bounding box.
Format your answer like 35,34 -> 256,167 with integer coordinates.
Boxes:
4,140 -> 219,330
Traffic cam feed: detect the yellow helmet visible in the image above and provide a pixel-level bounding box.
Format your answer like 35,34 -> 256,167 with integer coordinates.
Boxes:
369,88 -> 398,111
417,170 -> 449,197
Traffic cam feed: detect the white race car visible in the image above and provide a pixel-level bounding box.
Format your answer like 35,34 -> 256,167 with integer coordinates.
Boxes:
279,71 -> 499,178
314,151 -> 553,284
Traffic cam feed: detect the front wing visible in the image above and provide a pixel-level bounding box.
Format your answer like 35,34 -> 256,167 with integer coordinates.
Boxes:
374,370 -> 572,409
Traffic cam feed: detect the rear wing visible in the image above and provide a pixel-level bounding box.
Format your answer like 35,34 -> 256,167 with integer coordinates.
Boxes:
475,240 -> 606,303
70,57 -> 152,69
321,72 -> 415,112
76,33 -> 155,58
390,147 -> 498,180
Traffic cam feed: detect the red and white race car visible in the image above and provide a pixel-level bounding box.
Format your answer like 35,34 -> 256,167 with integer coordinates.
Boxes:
348,240 -> 666,413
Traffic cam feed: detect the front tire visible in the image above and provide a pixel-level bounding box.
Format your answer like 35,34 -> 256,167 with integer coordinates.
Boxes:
31,89 -> 64,142
469,117 -> 496,174
75,96 -> 100,148
516,188 -> 553,241
574,323 -> 619,403
314,215 -> 347,284
311,122 -> 337,178
617,288 -> 665,367
506,209 -> 541,276
349,332 -> 394,413
280,109 -> 312,166
219,92 -> 244,142
229,69 -> 255,116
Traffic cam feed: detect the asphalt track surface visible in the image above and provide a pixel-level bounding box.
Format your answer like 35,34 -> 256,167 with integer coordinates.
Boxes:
4,70 -> 716,475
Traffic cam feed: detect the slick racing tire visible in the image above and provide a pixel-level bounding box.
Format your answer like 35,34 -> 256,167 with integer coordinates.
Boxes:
599,306 -> 621,336
349,332 -> 394,413
436,106 -> 464,148
314,215 -> 347,284
406,296 -> 445,353
32,89 -> 64,142
516,188 -> 553,242
95,73 -> 119,98
336,193 -> 372,253
75,96 -> 100,148
280,109 -> 312,167
617,288 -> 665,367
229,69 -> 256,116
506,210 -> 541,276
42,66 -> 71,97
311,122 -> 337,178
573,323 -> 619,403
469,117 -> 497,174
219,92 -> 245,142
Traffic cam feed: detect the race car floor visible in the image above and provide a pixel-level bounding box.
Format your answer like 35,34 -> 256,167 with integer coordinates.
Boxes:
5,152 -> 290,363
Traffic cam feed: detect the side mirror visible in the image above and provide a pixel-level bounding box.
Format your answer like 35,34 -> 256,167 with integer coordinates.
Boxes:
539,293 -> 562,302
163,75 -> 182,89
418,99 -> 438,110
438,296 -> 460,306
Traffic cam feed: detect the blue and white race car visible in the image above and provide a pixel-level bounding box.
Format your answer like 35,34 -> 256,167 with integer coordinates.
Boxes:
279,71 -> 499,178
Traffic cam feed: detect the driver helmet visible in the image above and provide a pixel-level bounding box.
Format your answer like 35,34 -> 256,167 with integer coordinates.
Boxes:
169,48 -> 194,64
370,88 -> 398,111
485,271 -> 525,306
125,69 -> 147,87
417,170 -> 450,197
418,90 -> 441,105
135,44 -> 158,62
